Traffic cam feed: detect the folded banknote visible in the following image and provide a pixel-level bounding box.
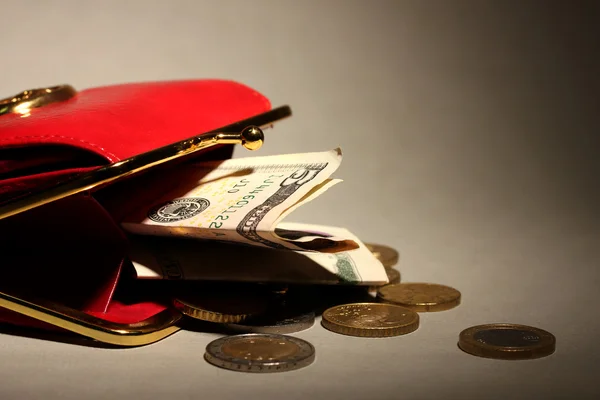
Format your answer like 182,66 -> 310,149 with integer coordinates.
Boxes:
128,222 -> 388,286
121,149 -> 357,252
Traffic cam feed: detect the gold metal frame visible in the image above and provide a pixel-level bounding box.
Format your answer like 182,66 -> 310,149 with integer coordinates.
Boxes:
0,291 -> 182,346
0,105 -> 292,220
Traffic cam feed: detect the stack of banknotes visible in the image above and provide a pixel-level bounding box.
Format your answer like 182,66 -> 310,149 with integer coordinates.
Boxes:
121,148 -> 389,287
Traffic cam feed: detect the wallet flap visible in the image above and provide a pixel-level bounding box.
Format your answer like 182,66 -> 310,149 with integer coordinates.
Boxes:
0,79 -> 274,210
0,79 -> 271,162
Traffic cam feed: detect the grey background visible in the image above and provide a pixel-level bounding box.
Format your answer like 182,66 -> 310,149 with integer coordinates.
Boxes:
1,1 -> 599,399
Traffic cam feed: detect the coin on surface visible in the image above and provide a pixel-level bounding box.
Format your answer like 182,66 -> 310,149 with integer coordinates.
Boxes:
204,333 -> 315,372
321,303 -> 419,337
224,311 -> 315,335
173,289 -> 269,323
365,243 -> 399,268
377,283 -> 461,312
458,324 -> 556,360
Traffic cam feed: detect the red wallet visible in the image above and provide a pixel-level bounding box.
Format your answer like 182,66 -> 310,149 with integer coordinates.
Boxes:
0,80 -> 291,344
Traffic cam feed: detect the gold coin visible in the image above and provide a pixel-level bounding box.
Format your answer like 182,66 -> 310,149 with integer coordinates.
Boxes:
458,324 -> 556,360
365,243 -> 399,268
377,283 -> 461,312
173,289 -> 269,323
321,303 -> 419,337
368,268 -> 401,295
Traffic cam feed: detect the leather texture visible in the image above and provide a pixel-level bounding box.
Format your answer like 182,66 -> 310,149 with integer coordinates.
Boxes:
0,80 -> 271,331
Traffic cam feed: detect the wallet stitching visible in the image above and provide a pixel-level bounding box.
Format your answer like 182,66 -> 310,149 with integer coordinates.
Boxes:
0,135 -> 118,160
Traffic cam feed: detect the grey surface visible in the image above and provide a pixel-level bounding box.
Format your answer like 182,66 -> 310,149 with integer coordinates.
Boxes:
1,1 -> 599,399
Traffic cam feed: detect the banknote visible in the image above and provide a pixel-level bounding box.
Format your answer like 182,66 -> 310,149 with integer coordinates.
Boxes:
128,222 -> 389,285
121,148 -> 357,252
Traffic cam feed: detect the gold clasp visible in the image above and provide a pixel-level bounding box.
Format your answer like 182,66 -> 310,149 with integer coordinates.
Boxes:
0,84 -> 77,116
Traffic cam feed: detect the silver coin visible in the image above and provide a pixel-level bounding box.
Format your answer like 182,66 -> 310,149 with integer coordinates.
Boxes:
224,311 -> 315,334
204,333 -> 315,373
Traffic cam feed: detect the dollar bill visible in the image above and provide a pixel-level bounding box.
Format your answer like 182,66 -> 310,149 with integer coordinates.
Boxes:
128,222 -> 388,285
121,149 -> 357,252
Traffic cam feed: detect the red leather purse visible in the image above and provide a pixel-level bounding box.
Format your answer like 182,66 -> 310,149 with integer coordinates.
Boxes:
0,80 -> 291,345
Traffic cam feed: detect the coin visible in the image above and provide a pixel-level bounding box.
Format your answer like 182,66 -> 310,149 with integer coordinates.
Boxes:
458,324 -> 556,360
365,243 -> 399,268
224,311 -> 315,334
173,288 -> 269,323
386,268 -> 401,284
204,333 -> 315,372
377,283 -> 461,312
321,303 -> 419,337
368,268 -> 401,296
